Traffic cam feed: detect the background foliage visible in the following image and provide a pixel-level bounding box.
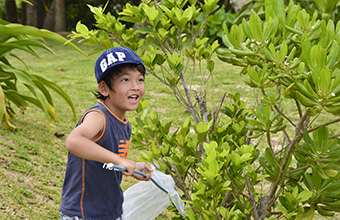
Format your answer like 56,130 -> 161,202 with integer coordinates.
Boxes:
69,0 -> 340,219
65,0 -> 141,30
2,0 -> 340,219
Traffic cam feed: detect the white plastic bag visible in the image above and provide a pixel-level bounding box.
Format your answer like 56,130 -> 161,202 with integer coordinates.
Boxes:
123,169 -> 185,220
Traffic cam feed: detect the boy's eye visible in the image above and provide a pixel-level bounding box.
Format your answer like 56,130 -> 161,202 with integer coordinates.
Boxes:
139,78 -> 144,82
122,78 -> 129,82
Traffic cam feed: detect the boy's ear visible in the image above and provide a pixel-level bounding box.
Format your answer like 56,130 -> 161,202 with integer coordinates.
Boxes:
98,81 -> 109,96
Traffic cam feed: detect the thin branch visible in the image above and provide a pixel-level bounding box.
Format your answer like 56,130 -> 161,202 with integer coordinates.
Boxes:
245,175 -> 260,220
254,133 -> 264,149
283,165 -> 310,173
308,117 -> 340,133
295,99 -> 302,118
210,67 -> 215,123
171,162 -> 191,200
273,105 -> 296,127
271,211 -> 283,215
147,67 -> 190,109
209,92 -> 227,134
330,133 -> 340,139
265,112 -> 310,216
180,70 -> 201,124
282,130 -> 291,144
261,88 -> 296,129
307,111 -> 321,128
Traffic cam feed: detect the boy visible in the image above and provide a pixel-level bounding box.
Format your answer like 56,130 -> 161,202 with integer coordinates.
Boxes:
60,47 -> 153,220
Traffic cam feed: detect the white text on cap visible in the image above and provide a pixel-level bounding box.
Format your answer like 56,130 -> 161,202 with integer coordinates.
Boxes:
100,52 -> 127,73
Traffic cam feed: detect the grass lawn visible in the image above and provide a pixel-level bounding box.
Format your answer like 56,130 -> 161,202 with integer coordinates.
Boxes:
1,38 -> 340,219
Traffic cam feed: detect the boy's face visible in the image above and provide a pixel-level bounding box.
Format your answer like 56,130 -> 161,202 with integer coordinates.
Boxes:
104,66 -> 145,119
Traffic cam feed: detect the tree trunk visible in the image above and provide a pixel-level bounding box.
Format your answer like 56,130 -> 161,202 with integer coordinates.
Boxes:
26,0 -> 37,27
5,0 -> 17,23
43,0 -> 56,31
55,0 -> 66,32
230,0 -> 249,13
37,0 -> 47,28
218,0 -> 232,12
21,2 -> 27,24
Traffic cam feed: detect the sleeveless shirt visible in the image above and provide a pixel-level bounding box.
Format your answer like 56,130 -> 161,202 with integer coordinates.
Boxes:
60,101 -> 131,219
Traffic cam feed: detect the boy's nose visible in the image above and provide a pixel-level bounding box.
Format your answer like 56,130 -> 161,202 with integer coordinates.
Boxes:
131,81 -> 139,90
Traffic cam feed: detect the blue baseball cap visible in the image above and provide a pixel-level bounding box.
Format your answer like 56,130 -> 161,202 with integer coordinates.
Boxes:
94,47 -> 145,83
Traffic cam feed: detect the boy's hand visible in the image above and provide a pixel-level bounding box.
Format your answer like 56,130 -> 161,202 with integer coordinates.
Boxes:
133,162 -> 154,181
118,159 -> 136,176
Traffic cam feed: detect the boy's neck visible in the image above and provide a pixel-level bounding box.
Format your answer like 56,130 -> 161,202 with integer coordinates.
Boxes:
100,100 -> 127,122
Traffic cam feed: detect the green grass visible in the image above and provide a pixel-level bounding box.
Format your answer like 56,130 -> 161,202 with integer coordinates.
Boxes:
1,39 -> 340,219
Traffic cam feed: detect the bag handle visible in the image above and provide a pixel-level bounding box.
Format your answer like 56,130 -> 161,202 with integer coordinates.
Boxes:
113,165 -> 169,194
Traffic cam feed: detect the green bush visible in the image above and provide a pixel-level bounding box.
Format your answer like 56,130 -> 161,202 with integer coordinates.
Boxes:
217,0 -> 340,218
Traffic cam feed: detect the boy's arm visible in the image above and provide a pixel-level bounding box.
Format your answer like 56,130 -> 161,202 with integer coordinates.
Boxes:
65,111 -> 135,175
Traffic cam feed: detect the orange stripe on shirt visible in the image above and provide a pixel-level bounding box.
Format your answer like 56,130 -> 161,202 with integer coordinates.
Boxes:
80,158 -> 85,218
118,140 -> 130,159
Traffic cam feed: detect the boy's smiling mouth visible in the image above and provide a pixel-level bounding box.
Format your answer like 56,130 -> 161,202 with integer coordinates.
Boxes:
128,95 -> 139,101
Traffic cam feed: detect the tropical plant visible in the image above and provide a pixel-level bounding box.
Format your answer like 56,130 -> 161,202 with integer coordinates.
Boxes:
0,17 -> 86,130
216,0 -> 340,218
294,0 -> 340,23
68,0 -> 340,219
234,0 -> 340,25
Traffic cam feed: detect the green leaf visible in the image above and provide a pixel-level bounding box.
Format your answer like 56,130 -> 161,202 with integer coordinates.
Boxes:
300,38 -> 312,70
313,126 -> 329,149
0,23 -> 88,58
249,10 -> 263,41
324,169 -> 338,177
279,196 -> 292,211
0,85 -> 5,123
265,148 -> 277,167
297,9 -> 310,30
209,158 -> 219,175
310,45 -> 326,69
279,42 -> 288,63
297,191 -> 313,202
313,65 -> 331,95
0,39 -> 55,58
241,19 -> 254,40
3,89 -> 29,108
32,75 -> 77,122
263,47 -> 277,62
240,152 -> 253,163
262,16 -> 278,40
195,122 -> 209,143
248,119 -> 265,127
231,152 -> 241,167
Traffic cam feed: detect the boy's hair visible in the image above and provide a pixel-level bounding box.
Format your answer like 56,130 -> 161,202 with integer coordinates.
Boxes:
93,63 -> 145,100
